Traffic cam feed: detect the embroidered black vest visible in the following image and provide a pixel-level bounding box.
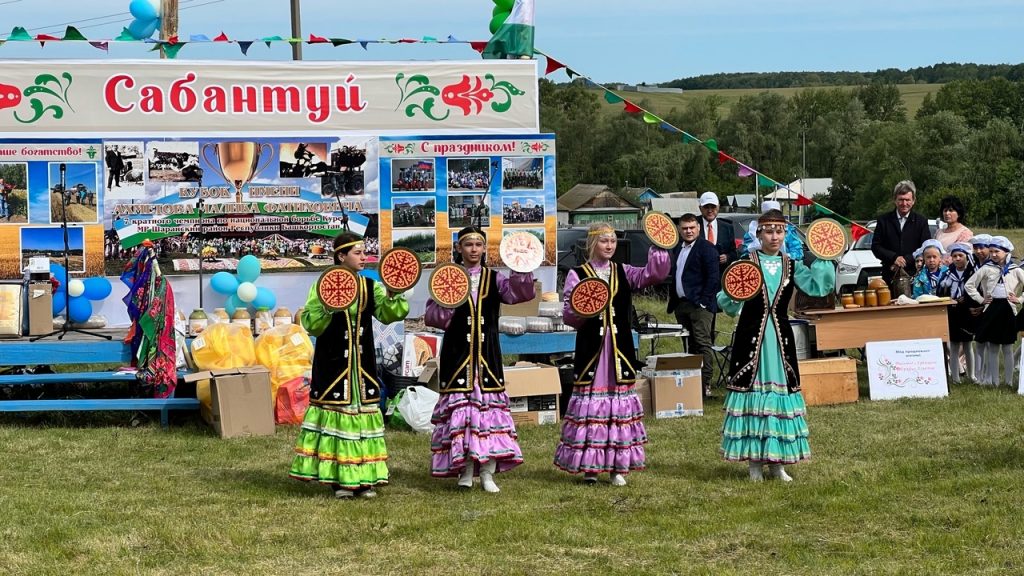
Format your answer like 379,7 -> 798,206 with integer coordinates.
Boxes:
438,267 -> 506,393
571,262 -> 641,386
726,252 -> 801,393
309,277 -> 383,407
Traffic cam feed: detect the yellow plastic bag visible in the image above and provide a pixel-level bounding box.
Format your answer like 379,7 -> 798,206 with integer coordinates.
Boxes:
254,323 -> 314,400
190,322 -> 256,371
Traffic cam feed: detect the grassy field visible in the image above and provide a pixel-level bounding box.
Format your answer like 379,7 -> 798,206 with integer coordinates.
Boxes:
596,83 -> 943,119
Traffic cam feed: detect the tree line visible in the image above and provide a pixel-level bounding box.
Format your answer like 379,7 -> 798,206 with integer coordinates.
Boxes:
541,76 -> 1024,226
660,63 -> 1024,90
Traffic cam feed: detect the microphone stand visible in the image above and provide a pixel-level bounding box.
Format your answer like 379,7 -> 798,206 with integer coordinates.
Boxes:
31,162 -> 111,341
196,197 -> 205,309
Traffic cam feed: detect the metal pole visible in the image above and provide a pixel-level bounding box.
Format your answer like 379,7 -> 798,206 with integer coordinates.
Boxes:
160,0 -> 179,59
290,0 -> 303,60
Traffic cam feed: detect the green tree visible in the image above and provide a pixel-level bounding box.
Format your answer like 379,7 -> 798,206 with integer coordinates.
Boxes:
854,82 -> 907,123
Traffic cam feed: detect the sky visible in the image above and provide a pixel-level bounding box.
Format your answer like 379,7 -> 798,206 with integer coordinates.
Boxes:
0,0 -> 1021,84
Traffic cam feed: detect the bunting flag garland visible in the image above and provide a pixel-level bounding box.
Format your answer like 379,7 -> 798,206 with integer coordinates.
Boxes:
737,164 -> 754,178
851,224 -> 871,241
794,194 -> 815,207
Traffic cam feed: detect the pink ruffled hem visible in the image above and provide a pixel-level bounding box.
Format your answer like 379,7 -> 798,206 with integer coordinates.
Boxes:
429,387 -> 523,477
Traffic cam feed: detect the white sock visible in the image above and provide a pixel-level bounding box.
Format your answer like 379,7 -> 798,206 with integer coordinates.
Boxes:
769,464 -> 793,482
948,342 -> 961,384
976,342 -> 989,383
748,462 -> 764,482
985,344 -> 999,385
457,464 -> 474,488
611,473 -> 627,486
1002,344 -> 1015,386
480,460 -> 499,493
966,342 -> 975,381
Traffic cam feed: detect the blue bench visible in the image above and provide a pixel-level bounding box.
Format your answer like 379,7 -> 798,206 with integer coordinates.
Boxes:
0,333 -> 199,428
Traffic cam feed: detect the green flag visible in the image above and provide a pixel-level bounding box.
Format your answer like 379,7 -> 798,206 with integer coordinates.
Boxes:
483,0 -> 534,59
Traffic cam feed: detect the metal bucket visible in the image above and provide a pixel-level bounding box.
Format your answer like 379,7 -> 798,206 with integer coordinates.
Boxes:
790,319 -> 816,359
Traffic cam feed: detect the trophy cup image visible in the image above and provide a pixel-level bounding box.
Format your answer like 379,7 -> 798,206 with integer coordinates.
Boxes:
201,142 -> 274,203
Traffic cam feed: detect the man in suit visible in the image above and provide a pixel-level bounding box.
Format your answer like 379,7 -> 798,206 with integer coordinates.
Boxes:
667,213 -> 721,397
698,191 -> 737,273
871,180 -> 932,288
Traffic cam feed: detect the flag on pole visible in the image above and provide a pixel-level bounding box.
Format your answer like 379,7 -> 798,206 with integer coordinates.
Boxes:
483,0 -> 535,60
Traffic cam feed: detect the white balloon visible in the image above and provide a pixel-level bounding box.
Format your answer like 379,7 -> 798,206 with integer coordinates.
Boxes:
68,279 -> 85,298
237,281 -> 258,303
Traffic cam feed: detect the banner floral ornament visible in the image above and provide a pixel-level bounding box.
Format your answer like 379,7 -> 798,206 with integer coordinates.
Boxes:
383,142 -> 417,155
394,72 -> 524,121
13,72 -> 74,124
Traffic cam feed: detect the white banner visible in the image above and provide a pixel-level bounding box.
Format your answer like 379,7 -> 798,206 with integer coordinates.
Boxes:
0,60 -> 539,136
867,339 -> 949,400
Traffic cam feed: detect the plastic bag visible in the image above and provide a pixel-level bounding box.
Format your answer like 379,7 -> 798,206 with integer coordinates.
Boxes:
275,376 -> 310,425
393,385 -> 439,433
255,324 -> 314,401
191,322 -> 256,370
891,267 -> 913,298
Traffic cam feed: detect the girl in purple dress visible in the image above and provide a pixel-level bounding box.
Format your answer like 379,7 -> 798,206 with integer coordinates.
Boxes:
426,227 -> 536,493
554,222 -> 670,485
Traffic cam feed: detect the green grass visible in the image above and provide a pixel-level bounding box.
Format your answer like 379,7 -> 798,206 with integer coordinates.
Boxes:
595,83 -> 943,119
3,295 -> 1024,574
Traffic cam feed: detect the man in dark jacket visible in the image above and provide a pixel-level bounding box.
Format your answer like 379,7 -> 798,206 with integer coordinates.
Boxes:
871,180 -> 932,287
698,191 -> 737,273
667,213 -> 721,396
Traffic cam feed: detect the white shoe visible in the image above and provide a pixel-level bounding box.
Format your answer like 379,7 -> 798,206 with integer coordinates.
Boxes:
748,463 -> 764,482
457,466 -> 474,489
334,489 -> 354,499
610,473 -> 627,487
359,489 -> 378,499
480,460 -> 500,493
769,464 -> 793,482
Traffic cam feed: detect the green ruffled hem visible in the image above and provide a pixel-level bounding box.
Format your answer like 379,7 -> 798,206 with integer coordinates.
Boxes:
289,457 -> 389,488
720,437 -> 811,464
300,404 -> 385,440
720,388 -> 809,463
723,386 -> 806,419
290,405 -> 389,487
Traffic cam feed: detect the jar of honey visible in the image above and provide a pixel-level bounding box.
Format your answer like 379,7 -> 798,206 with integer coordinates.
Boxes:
841,294 -> 854,307
865,290 -> 878,307
853,290 -> 866,306
876,287 -> 892,306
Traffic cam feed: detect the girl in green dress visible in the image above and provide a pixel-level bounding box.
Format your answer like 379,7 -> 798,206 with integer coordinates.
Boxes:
289,233 -> 409,498
716,210 -> 835,482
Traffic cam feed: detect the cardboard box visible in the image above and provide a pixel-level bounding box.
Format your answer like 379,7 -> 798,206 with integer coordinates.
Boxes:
402,333 -> 442,377
416,358 -> 440,393
28,282 -> 52,336
646,353 -> 703,372
511,410 -> 559,426
499,281 -> 543,317
641,355 -> 704,418
635,377 -> 652,416
183,367 -> 275,438
798,356 -> 858,406
509,393 -> 558,413
504,362 -> 561,397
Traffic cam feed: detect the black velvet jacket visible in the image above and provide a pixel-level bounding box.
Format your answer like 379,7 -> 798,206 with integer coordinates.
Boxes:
309,277 -> 383,407
438,267 -> 507,393
571,262 -> 642,386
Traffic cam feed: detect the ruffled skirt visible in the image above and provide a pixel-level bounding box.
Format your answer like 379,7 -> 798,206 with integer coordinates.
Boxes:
289,404 -> 389,491
553,383 -> 647,475
720,379 -> 810,464
429,383 -> 523,477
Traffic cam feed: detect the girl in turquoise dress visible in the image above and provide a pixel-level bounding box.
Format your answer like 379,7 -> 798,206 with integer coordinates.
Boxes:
716,210 -> 835,482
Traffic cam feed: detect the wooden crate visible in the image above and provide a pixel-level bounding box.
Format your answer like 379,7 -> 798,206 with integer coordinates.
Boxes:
798,356 -> 858,406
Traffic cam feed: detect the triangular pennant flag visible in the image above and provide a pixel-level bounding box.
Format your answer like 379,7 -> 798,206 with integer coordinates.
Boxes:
545,56 -> 565,75
166,35 -> 179,45
189,34 -> 211,42
422,36 -> 438,42
718,151 -> 734,165
469,41 -> 487,53
566,68 -> 579,79
213,32 -> 229,42
262,35 -> 283,47
89,41 -> 109,51
330,38 -> 353,47
794,194 -> 814,207
447,34 -> 460,42
35,33 -> 60,42
658,122 -> 676,132
623,101 -> 643,114
358,40 -> 369,50
682,133 -> 699,144
831,212 -> 851,225
642,112 -> 660,124
162,42 -> 185,59
737,164 -> 754,178
756,174 -> 774,187
851,223 -> 870,241
62,26 -> 87,41
238,40 -> 254,55
115,27 -> 136,41
604,91 -> 624,104
704,138 -> 718,154
814,204 -> 834,217
308,33 -> 329,43
9,27 -> 31,41
398,38 -> 417,43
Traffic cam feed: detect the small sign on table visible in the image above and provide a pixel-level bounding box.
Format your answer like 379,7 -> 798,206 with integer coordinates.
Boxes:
866,338 -> 948,400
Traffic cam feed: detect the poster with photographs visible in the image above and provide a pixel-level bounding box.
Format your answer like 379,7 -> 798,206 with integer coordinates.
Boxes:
321,140 -> 369,198
48,162 -> 99,224
447,158 -> 492,191
501,157 -> 544,190
448,194 -> 489,228
103,142 -> 145,200
147,141 -> 202,183
279,142 -> 330,178
391,159 -> 435,192
502,195 -> 544,225
392,229 -> 436,264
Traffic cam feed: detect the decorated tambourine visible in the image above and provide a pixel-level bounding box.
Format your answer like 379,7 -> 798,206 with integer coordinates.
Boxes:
378,247 -> 422,293
721,260 -> 764,302
317,266 -> 359,312
499,231 -> 544,273
642,211 -> 679,250
806,218 -> 849,261
429,263 -> 471,309
569,277 -> 611,318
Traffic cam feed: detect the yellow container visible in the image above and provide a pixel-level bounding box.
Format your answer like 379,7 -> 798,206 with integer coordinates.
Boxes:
877,287 -> 892,306
853,291 -> 865,307
865,290 -> 878,307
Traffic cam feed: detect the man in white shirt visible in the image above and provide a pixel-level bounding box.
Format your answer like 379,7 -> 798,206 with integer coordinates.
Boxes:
698,192 -> 737,273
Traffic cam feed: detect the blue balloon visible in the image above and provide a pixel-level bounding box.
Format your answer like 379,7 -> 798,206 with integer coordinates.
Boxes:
68,297 -> 93,324
49,262 -> 68,285
210,271 -> 238,295
225,294 -> 245,317
253,286 -> 276,311
52,291 -> 67,317
129,0 -> 159,21
127,17 -> 159,40
82,277 -> 112,301
236,255 -> 261,283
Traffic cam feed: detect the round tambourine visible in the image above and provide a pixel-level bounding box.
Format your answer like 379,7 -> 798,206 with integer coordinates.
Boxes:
721,260 -> 764,302
569,277 -> 611,319
378,247 -> 422,293
642,211 -> 679,250
317,266 -> 359,312
499,231 -> 544,273
429,263 -> 471,309
806,218 -> 849,261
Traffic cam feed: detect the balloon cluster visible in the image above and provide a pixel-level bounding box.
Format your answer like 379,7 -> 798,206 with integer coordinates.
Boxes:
127,0 -> 161,40
489,0 -> 514,33
50,262 -> 113,324
210,255 -> 277,316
